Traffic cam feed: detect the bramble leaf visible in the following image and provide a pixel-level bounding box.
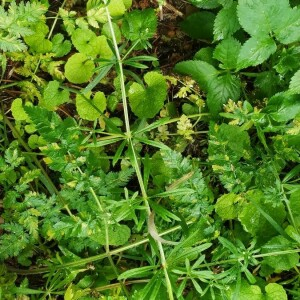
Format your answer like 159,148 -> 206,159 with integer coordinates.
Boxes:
213,2 -> 240,41
213,37 -> 241,69
174,60 -> 218,91
207,73 -> 241,116
237,36 -> 277,70
76,91 -> 106,121
40,80 -> 70,110
65,53 -> 95,84
289,69 -> 300,94
128,72 -> 167,119
237,0 -> 290,36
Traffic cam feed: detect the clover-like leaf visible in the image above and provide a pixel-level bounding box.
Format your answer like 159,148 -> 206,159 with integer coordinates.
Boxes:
65,53 -> 95,84
76,91 -> 106,121
128,72 -> 167,119
40,80 -> 70,110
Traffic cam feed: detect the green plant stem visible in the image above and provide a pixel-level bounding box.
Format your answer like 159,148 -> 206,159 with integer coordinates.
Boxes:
7,221 -> 191,275
105,7 -> 174,299
47,0 -> 68,39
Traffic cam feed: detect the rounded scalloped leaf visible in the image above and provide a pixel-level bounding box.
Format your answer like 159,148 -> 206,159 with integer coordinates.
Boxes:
108,0 -> 126,17
128,72 -> 167,119
65,53 -> 95,84
71,28 -> 100,57
76,91 -> 106,121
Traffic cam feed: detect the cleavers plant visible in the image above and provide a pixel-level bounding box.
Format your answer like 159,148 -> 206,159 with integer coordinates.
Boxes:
1,0 -> 300,299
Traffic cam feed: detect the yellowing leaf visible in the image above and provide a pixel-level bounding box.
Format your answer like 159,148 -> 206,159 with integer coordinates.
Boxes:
76,91 -> 106,121
65,53 -> 95,84
129,72 -> 167,119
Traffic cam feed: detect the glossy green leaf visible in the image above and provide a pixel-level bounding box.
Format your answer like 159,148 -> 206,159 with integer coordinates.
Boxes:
128,72 -> 167,118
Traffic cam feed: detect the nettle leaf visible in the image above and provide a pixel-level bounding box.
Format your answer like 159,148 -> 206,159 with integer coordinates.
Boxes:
65,53 -> 95,84
262,236 -> 299,271
213,2 -> 240,41
180,11 -> 215,40
51,33 -> 71,57
213,37 -> 241,69
207,73 -> 241,116
174,60 -> 218,91
237,0 -> 290,36
263,92 -> 300,122
237,36 -> 277,70
129,72 -> 167,119
72,29 -> 112,58
40,80 -> 70,110
76,91 -> 106,121
122,8 -> 157,47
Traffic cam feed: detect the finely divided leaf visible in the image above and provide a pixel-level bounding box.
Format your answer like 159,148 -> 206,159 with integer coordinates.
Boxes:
207,73 -> 241,116
213,2 -> 240,41
213,37 -> 241,69
129,72 -> 167,119
174,60 -> 218,91
237,36 -> 277,70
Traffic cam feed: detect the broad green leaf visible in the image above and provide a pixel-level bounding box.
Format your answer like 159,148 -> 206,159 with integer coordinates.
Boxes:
51,33 -> 71,57
93,224 -> 130,246
97,35 -> 114,59
275,8 -> 300,44
180,11 -> 215,40
265,283 -> 287,300
289,69 -> 300,94
215,193 -> 242,220
213,2 -> 240,41
238,190 -> 286,241
65,53 -> 95,84
237,0 -> 290,36
194,47 -> 216,66
289,189 -> 300,228
25,34 -> 52,53
76,91 -> 106,121
174,60 -> 218,91
213,37 -> 241,69
262,236 -> 299,271
207,73 -> 241,116
263,92 -> 300,122
101,22 -> 121,44
254,71 -> 281,98
122,8 -> 157,47
11,98 -> 29,121
128,72 -> 167,118
40,80 -> 69,110
188,0 -> 220,9
237,36 -> 277,70
108,0 -> 126,17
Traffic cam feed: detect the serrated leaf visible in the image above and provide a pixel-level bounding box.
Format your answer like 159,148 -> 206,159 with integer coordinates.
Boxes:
263,92 -> 300,122
128,72 -> 167,119
76,91 -> 106,121
207,73 -> 241,116
262,236 -> 299,271
274,8 -> 300,44
237,36 -> 277,70
122,8 -> 157,47
65,53 -> 95,84
289,69 -> 300,94
213,37 -> 241,69
180,11 -> 215,40
237,0 -> 290,36
213,2 -> 240,41
174,60 -> 218,91
40,80 -> 69,110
